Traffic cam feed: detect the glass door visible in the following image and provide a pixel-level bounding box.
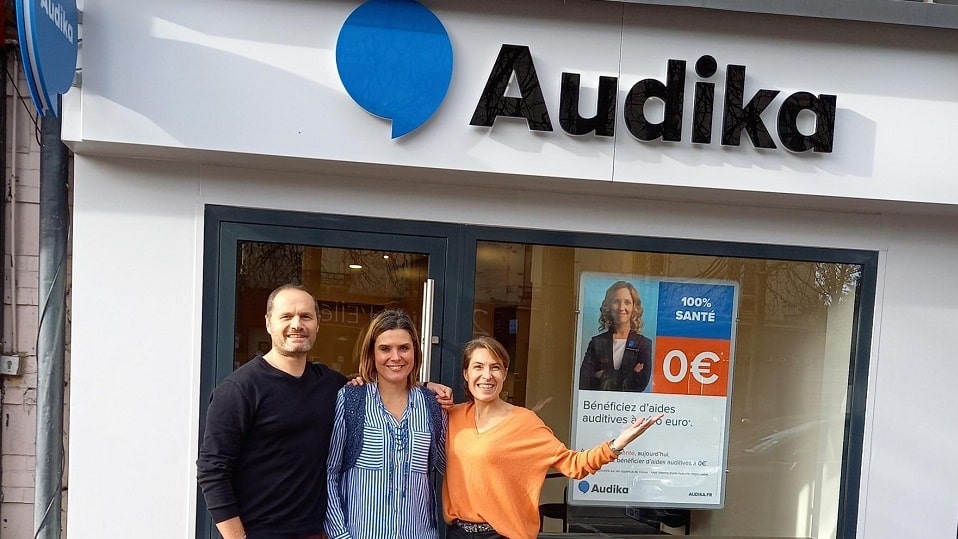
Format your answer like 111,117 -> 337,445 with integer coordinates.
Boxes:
198,209 -> 461,539
234,241 -> 434,378
209,221 -> 449,384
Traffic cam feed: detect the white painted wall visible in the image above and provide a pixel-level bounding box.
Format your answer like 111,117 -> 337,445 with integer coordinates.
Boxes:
65,0 -> 958,205
68,158 -> 203,537
858,214 -> 958,538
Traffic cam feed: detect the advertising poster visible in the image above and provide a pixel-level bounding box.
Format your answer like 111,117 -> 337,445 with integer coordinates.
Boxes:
570,272 -> 738,509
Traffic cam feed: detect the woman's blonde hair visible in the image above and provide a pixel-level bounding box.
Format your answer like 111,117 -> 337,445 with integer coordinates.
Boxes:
598,280 -> 644,332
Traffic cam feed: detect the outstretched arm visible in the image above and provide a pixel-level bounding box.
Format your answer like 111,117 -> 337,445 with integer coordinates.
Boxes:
551,414 -> 664,479
610,414 -> 663,453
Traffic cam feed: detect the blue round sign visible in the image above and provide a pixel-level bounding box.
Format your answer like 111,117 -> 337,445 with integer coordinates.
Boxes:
16,0 -> 79,117
336,0 -> 453,138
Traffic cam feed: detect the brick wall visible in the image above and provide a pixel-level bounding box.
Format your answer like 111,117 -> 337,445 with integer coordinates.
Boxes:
2,59 -> 71,539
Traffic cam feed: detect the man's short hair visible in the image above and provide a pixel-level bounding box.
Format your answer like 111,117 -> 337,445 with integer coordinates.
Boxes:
265,283 -> 313,316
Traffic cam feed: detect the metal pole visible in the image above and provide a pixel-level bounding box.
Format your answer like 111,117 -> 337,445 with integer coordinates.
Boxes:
1,42 -> 8,356
0,44 -> 8,539
34,112 -> 68,539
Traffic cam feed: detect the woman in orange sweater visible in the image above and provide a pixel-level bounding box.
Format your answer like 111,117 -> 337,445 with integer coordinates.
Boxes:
442,336 -> 662,539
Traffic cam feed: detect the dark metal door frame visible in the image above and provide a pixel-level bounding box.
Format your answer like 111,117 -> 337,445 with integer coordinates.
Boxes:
196,205 -> 466,539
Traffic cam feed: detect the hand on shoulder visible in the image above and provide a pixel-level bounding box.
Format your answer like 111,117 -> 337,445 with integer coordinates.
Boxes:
425,381 -> 454,410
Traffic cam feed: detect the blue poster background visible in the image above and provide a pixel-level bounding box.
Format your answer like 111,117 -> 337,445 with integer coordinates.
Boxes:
656,282 -> 735,340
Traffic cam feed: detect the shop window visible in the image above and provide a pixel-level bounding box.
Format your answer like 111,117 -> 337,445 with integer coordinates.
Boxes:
472,241 -> 863,538
200,208 -> 871,539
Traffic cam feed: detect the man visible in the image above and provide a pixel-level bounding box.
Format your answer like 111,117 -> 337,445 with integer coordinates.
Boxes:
197,284 -> 345,539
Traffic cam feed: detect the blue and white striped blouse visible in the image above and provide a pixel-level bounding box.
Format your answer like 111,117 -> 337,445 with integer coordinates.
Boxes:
326,383 -> 447,539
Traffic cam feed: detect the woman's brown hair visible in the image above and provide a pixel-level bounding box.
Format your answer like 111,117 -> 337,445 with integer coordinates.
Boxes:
460,336 -> 510,402
357,309 -> 422,389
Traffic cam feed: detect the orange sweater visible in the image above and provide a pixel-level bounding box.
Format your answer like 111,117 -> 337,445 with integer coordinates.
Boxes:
442,402 -> 617,539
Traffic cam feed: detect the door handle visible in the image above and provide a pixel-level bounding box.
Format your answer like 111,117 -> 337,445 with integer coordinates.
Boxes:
419,278 -> 435,383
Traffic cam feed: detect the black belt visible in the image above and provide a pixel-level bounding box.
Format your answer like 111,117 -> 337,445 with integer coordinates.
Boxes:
453,520 -> 495,533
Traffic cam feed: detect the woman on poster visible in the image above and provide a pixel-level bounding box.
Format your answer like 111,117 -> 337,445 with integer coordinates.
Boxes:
578,280 -> 653,392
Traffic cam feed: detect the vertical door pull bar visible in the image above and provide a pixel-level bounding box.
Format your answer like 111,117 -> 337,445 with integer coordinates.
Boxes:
419,279 -> 435,382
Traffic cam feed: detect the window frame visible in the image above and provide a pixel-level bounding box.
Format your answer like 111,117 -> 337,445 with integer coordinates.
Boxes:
459,223 -> 876,539
198,206 -> 877,539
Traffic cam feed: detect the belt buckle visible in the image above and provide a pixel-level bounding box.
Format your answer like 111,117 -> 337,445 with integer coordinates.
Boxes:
457,520 -> 494,533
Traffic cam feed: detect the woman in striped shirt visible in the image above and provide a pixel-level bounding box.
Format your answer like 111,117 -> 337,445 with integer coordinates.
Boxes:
326,310 -> 447,539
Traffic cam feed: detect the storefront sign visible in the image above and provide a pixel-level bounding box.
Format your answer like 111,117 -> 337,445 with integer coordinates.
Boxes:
336,3 -> 837,152
571,273 -> 739,508
16,0 -> 78,117
472,45 -> 836,152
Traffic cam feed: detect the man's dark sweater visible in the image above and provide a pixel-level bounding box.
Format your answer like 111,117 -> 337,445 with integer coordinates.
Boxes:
197,356 -> 346,539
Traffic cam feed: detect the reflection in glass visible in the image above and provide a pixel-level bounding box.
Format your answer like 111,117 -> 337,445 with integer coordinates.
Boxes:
234,242 -> 428,377
473,241 -> 861,538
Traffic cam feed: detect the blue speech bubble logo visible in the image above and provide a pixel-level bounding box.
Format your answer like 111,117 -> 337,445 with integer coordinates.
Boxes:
336,0 -> 454,138
577,481 -> 591,494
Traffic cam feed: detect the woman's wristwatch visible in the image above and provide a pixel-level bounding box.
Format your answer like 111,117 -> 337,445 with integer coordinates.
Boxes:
608,439 -> 624,455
